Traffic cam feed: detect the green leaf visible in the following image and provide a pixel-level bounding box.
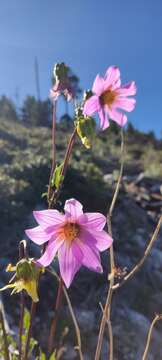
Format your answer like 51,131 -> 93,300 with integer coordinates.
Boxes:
76,115 -> 96,149
23,308 -> 30,333
29,337 -> 38,356
37,349 -> 46,360
49,351 -> 56,360
51,163 -> 64,189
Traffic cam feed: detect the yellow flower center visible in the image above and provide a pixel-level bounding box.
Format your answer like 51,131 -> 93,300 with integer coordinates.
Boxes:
100,89 -> 116,107
62,223 -> 80,243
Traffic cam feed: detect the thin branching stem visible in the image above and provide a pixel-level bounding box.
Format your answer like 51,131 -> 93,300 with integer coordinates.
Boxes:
48,268 -> 84,360
24,301 -> 37,360
0,310 -> 10,360
47,277 -> 64,357
95,129 -> 124,360
113,216 -> 162,290
142,314 -> 162,360
18,240 -> 27,360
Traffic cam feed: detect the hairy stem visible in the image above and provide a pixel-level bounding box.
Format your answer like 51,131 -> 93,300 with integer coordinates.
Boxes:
142,314 -> 162,360
0,310 -> 10,360
95,129 -> 124,360
47,277 -> 64,357
18,240 -> 27,360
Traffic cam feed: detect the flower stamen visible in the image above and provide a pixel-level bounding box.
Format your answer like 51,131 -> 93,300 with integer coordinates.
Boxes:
62,223 -> 80,243
100,89 -> 116,107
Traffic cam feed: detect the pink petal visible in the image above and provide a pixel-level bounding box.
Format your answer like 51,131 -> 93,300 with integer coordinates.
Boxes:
64,198 -> 83,221
79,213 -> 106,231
98,108 -> 109,130
37,237 -> 64,267
117,81 -> 137,97
104,66 -> 121,90
33,210 -> 65,230
82,228 -> 113,252
77,236 -> 103,273
108,108 -> 127,127
25,226 -> 52,245
114,97 -> 136,112
111,78 -> 121,90
58,242 -> 83,288
92,74 -> 105,96
83,95 -> 100,116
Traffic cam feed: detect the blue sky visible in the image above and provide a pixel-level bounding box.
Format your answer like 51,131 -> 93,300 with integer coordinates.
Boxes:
0,0 -> 162,136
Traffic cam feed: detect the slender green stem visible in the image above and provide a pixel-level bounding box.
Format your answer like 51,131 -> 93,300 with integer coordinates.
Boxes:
0,310 -> 10,360
142,314 -> 162,360
18,240 -> 27,360
95,129 -> 124,360
47,277 -> 64,357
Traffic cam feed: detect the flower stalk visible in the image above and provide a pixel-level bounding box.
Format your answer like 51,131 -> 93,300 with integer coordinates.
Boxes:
95,129 -> 124,360
47,267 -> 84,360
47,277 -> 64,357
18,240 -> 27,360
49,127 -> 77,208
142,314 -> 162,360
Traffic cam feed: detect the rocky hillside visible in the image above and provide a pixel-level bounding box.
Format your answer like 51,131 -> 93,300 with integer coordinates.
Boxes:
0,116 -> 162,359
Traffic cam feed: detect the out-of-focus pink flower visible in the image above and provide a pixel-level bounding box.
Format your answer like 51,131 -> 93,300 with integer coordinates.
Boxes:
25,199 -> 113,288
50,80 -> 74,102
83,66 -> 137,130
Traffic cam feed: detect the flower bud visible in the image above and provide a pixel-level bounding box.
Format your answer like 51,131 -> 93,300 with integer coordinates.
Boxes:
0,259 -> 41,302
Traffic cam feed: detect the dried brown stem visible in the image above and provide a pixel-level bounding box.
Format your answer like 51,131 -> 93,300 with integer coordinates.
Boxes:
47,268 -> 83,360
95,129 -> 124,360
113,216 -> 162,290
142,314 -> 162,360
0,310 -> 10,360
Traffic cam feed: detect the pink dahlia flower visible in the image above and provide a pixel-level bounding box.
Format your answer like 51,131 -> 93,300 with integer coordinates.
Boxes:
25,199 -> 113,288
83,66 -> 137,130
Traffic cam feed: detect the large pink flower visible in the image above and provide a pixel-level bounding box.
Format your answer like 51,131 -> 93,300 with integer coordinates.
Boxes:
83,66 -> 137,130
25,199 -> 113,288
